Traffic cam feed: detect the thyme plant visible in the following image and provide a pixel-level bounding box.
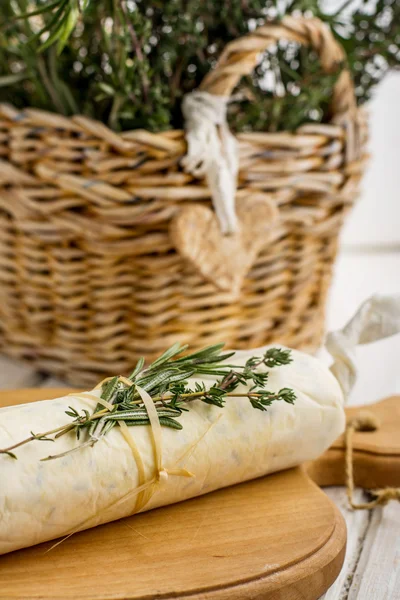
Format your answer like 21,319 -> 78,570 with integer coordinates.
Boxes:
0,0 -> 398,132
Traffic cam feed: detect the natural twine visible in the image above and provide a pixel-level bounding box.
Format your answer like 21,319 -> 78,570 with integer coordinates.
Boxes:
345,410 -> 400,510
46,380 -> 224,551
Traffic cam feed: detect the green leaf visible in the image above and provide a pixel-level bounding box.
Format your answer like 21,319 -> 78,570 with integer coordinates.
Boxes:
14,0 -> 64,20
27,0 -> 69,46
101,376 -> 119,402
30,431 -> 55,442
97,82 -> 117,97
137,368 -> 189,392
278,388 -> 297,404
192,367 -> 232,376
129,357 -> 145,380
174,344 -> 226,363
0,73 -> 28,86
65,408 -> 79,418
263,348 -> 293,368
158,416 -> 183,430
191,352 -> 236,365
56,5 -> 80,55
4,451 -> 17,459
39,12 -> 70,52
148,342 -> 187,368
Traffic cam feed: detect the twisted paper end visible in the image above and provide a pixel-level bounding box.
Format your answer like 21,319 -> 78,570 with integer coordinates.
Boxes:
326,294 -> 400,401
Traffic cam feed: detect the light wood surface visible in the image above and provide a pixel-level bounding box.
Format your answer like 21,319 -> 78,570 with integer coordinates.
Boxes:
307,396 -> 400,488
0,387 -> 346,600
347,500 -> 400,599
320,488 -> 370,600
0,387 -> 75,406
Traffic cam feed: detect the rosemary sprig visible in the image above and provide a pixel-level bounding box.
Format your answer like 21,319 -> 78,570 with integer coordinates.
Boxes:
0,344 -> 296,461
1,1 -> 398,132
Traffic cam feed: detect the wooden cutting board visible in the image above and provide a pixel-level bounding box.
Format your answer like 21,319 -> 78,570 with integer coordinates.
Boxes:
0,389 -> 398,600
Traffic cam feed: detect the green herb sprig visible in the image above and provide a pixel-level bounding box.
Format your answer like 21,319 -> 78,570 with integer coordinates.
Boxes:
0,343 -> 296,461
0,1 -> 398,133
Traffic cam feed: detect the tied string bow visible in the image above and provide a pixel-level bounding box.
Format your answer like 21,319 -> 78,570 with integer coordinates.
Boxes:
181,90 -> 239,234
90,378 -> 194,513
134,384 -> 194,510
47,379 -> 199,551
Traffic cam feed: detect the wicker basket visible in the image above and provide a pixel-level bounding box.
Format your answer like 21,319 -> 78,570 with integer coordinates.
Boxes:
0,16 -> 367,386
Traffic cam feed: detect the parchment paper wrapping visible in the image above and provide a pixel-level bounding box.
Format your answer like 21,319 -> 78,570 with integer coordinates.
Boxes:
0,346 -> 344,555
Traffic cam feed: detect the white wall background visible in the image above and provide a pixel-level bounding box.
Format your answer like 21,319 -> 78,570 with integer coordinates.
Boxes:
325,71 -> 400,406
341,72 -> 400,249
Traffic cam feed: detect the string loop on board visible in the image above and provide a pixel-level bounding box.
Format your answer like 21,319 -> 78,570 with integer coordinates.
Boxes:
345,411 -> 400,510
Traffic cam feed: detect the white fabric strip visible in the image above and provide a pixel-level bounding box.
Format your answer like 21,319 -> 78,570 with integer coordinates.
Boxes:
326,294 -> 400,400
181,90 -> 239,234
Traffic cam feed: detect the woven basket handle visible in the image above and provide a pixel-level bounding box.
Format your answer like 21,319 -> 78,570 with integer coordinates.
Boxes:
177,16 -> 359,289
181,16 -> 359,235
199,15 -> 357,123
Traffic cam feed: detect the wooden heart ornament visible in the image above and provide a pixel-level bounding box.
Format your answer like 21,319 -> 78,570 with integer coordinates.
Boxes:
171,196 -> 279,294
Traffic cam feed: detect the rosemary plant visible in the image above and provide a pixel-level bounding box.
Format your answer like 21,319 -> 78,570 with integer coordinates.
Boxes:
0,1 -> 398,132
0,343 -> 296,461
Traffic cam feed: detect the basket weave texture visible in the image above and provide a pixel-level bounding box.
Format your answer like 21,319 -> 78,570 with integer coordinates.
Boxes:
0,16 -> 367,385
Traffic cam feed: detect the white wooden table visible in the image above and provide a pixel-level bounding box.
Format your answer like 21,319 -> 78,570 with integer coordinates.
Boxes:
0,74 -> 399,600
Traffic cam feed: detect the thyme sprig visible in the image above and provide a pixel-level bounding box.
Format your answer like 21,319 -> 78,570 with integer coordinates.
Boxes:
0,344 -> 296,461
1,1 -> 398,132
